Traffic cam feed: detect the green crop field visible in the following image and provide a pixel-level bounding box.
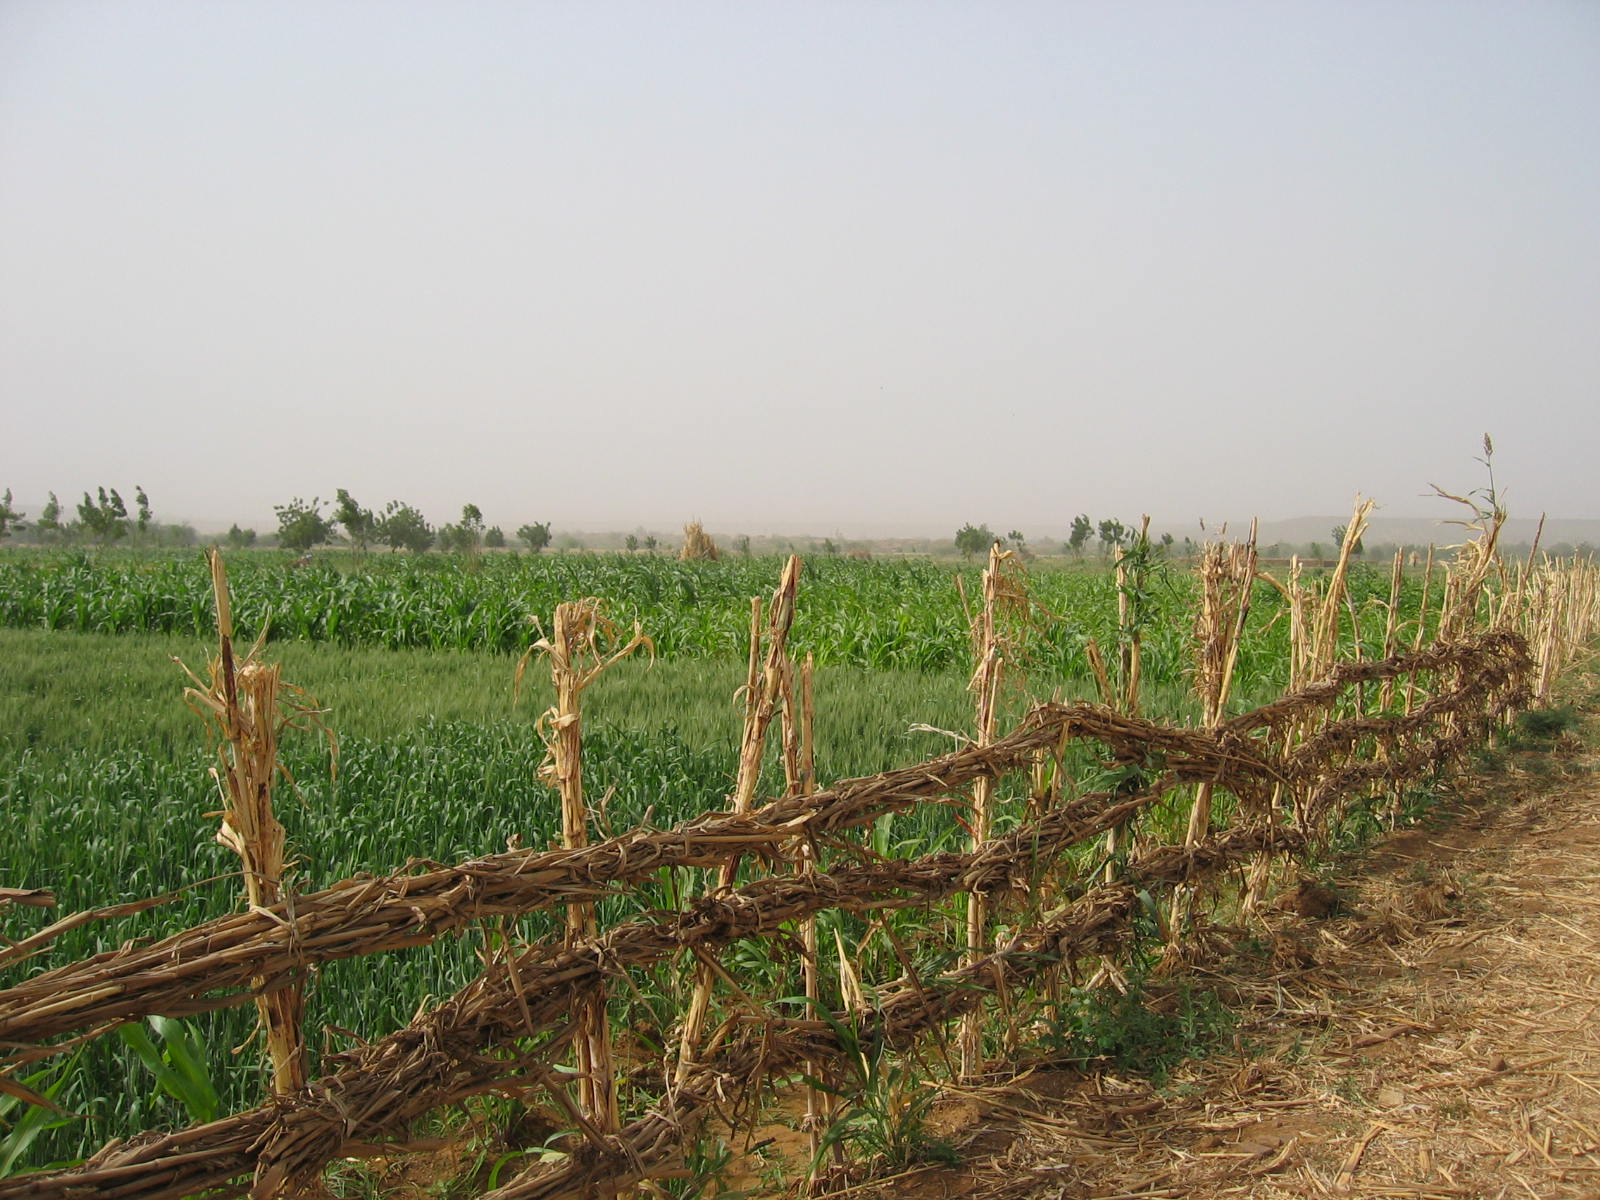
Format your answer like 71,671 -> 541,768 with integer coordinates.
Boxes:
0,547 -> 1437,1171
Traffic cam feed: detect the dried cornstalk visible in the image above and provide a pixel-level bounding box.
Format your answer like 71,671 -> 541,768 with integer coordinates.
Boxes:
676,556 -> 800,1086
960,541 -> 1030,1078
522,598 -> 650,1135
1430,476 -> 1505,640
1403,545 -> 1438,716
176,550 -> 329,1098
1101,519 -> 1156,892
1376,548 -> 1406,713
788,655 -> 832,1185
1173,524 -> 1257,939
1186,524 -> 1258,835
1310,498 -> 1376,680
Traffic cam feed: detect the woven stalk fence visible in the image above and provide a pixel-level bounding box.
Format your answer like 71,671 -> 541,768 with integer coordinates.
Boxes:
0,624 -> 1534,1200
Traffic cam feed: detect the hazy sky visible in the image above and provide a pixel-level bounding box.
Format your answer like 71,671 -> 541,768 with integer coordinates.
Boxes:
2,1 -> 1596,537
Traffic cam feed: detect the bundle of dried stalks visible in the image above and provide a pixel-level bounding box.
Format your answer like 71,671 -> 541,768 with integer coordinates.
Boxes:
175,550 -> 331,1097
678,521 -> 721,561
1521,555 -> 1600,704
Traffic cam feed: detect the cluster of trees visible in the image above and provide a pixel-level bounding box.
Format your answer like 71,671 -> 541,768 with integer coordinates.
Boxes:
0,485 -> 196,546
953,524 -> 1029,559
0,484 -> 555,556
955,517 -> 1179,560
271,492 -> 553,556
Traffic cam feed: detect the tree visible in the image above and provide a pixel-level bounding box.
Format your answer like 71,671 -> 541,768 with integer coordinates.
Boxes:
1007,529 -> 1026,548
517,522 -> 552,553
77,487 -> 129,542
1096,518 -> 1127,557
36,492 -> 61,540
274,497 -> 334,553
643,534 -> 658,554
333,489 -> 375,552
1331,524 -> 1365,558
0,489 -> 23,540
226,524 -> 257,548
375,501 -> 434,553
134,486 -> 152,535
484,526 -> 506,549
1068,514 -> 1093,558
954,522 -> 996,559
735,534 -> 751,557
455,504 -> 484,555
624,534 -> 639,553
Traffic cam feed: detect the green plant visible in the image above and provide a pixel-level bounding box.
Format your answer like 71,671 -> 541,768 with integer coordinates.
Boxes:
116,1016 -> 222,1124
0,1051 -> 85,1177
651,1134 -> 737,1200
1514,705 -> 1580,742
800,1004 -> 956,1176
1042,973 -> 1233,1084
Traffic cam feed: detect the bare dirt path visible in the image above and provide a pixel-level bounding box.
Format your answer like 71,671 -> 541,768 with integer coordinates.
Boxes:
852,691 -> 1600,1200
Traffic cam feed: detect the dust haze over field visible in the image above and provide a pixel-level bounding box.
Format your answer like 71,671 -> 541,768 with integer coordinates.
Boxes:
2,1 -> 1597,537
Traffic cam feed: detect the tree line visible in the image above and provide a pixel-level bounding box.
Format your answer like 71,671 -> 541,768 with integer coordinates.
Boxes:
953,516 -> 1178,560
0,485 -> 199,546
271,492 -> 554,555
0,486 -> 556,556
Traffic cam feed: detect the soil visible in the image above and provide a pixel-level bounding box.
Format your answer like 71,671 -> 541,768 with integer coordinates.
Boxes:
801,705 -> 1600,1200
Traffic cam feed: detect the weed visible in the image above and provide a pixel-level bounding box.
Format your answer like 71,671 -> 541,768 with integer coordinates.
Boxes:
1514,705 -> 1580,742
800,1005 -> 956,1177
1041,970 -> 1234,1084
